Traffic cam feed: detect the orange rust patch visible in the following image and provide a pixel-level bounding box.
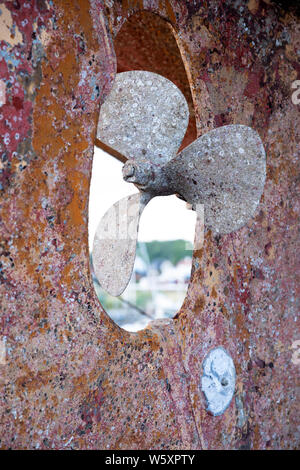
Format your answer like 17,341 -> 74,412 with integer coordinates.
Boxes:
194,248 -> 204,259
211,286 -> 217,299
219,302 -> 229,320
194,295 -> 206,314
165,0 -> 177,25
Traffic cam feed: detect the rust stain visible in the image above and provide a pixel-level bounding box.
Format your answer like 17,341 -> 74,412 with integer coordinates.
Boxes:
0,0 -> 299,451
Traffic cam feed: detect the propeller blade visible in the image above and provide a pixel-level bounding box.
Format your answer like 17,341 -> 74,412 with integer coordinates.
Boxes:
97,71 -> 189,164
167,125 -> 266,234
92,193 -> 151,297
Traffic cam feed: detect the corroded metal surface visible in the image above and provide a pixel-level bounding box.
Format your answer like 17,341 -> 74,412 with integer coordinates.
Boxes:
0,0 -> 299,450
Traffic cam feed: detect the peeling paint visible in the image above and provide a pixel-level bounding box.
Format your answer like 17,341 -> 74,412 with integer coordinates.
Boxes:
0,4 -> 23,46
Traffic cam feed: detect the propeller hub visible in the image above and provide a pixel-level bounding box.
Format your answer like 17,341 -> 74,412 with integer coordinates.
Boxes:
122,159 -> 175,196
122,162 -> 136,180
122,160 -> 151,187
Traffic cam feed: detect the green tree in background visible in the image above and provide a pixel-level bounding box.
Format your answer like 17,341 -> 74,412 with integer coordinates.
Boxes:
137,239 -> 192,266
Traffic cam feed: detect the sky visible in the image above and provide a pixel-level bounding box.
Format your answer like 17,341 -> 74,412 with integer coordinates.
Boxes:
88,147 -> 196,250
